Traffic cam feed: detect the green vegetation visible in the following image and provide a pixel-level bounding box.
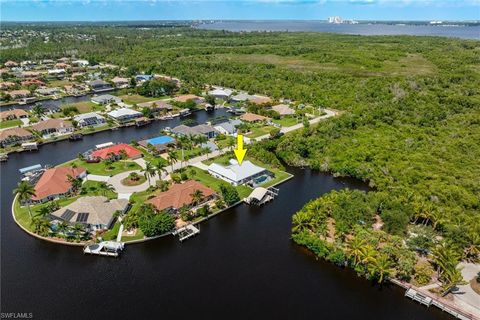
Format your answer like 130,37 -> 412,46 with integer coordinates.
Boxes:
62,159 -> 141,176
118,94 -> 158,105
272,116 -> 299,127
0,118 -> 22,129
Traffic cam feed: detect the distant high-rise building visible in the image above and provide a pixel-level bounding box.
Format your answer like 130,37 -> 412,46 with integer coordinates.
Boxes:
328,16 -> 343,24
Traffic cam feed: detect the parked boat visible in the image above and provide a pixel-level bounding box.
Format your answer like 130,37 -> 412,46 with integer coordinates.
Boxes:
83,241 -> 124,257
69,133 -> 83,141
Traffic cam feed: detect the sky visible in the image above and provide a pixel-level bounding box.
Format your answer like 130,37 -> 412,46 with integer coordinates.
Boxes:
1,0 -> 479,22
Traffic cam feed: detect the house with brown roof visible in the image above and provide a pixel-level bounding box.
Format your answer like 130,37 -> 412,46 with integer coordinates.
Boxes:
174,94 -> 205,104
111,77 -> 130,88
147,180 -> 217,213
4,60 -> 18,68
21,79 -> 46,87
137,100 -> 173,114
0,109 -> 28,120
30,166 -> 87,203
31,119 -> 74,137
240,112 -> 270,123
249,95 -> 272,105
0,81 -> 16,89
0,127 -> 34,147
8,90 -> 30,99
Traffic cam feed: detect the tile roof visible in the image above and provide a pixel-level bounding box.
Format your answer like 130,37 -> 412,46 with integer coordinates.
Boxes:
147,180 -> 216,212
0,127 -> 32,141
0,109 -> 28,120
91,143 -> 142,160
32,166 -> 86,201
240,112 -> 269,122
32,119 -> 73,132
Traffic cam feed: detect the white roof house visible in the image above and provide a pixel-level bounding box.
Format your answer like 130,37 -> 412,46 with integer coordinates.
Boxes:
91,94 -> 122,105
107,108 -> 142,122
207,159 -> 268,186
209,88 -> 233,99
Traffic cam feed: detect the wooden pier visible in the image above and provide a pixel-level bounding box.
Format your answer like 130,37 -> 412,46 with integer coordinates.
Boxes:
173,224 -> 200,242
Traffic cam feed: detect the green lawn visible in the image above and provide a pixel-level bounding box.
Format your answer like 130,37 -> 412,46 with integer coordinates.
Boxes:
173,147 -> 205,161
81,180 -> 118,199
79,123 -> 112,134
118,94 -> 158,105
272,116 -> 299,127
245,125 -> 275,138
121,229 -> 145,242
61,159 -> 141,176
102,221 -> 121,240
215,136 -> 235,149
0,118 -> 22,129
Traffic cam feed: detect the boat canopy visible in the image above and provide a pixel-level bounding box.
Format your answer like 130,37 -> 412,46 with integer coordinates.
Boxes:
19,164 -> 42,174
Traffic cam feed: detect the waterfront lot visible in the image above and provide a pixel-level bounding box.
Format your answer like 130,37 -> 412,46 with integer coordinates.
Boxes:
61,159 -> 141,176
118,94 -> 161,105
0,118 -> 22,129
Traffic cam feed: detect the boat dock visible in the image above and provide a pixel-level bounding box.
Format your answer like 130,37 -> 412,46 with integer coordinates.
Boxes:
83,241 -> 124,257
245,187 -> 279,206
173,224 -> 200,242
404,287 -> 474,320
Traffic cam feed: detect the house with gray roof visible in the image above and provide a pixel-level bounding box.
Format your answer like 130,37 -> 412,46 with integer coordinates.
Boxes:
49,196 -> 129,231
213,119 -> 242,135
171,124 -> 218,139
73,112 -> 106,128
91,94 -> 122,105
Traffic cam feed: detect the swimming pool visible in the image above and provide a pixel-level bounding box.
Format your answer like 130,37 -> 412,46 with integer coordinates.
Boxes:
146,135 -> 175,145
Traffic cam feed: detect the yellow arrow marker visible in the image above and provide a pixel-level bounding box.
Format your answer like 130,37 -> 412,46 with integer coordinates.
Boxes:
234,134 -> 247,165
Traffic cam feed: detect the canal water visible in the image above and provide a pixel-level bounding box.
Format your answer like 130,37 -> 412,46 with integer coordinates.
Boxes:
0,109 -> 451,319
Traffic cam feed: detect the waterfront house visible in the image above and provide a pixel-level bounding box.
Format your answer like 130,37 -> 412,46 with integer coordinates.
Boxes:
207,159 -> 270,186
0,109 -> 28,120
8,89 -> 30,99
213,119 -> 242,135
90,143 -> 142,160
0,127 -> 34,147
271,104 -> 295,116
49,196 -> 128,231
35,87 -> 61,96
91,94 -> 122,105
147,180 -> 217,213
208,87 -> 233,100
31,119 -> 74,137
137,100 -> 173,115
111,76 -> 130,88
47,68 -> 66,78
240,112 -> 270,123
230,92 -> 253,103
30,166 -> 87,203
73,112 -> 106,128
171,124 -> 218,139
249,95 -> 272,105
21,79 -> 45,87
107,107 -> 142,123
71,59 -> 89,67
88,79 -> 113,93
174,94 -> 205,104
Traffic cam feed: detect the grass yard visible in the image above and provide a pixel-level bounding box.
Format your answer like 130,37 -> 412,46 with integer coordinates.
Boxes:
80,123 -> 111,134
121,230 -> 145,242
0,118 -> 22,129
81,180 -> 118,199
118,94 -> 159,105
186,166 -> 252,199
272,116 -> 299,127
215,136 -> 235,149
65,101 -> 103,113
61,159 -> 141,176
102,221 -> 121,241
245,125 -> 275,139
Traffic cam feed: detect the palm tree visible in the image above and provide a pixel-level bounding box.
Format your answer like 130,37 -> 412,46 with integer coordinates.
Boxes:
156,161 -> 168,180
190,189 -> 204,206
292,211 -> 314,234
98,182 -> 115,197
31,217 -> 51,237
143,161 -> 156,185
167,150 -> 178,172
464,232 -> 480,262
13,181 -> 36,219
345,236 -> 367,267
67,174 -> 82,193
118,149 -> 128,169
368,254 -> 394,283
58,221 -> 70,238
31,104 -> 44,119
359,245 -> 376,265
227,137 -> 235,151
73,223 -> 85,241
38,206 -> 50,218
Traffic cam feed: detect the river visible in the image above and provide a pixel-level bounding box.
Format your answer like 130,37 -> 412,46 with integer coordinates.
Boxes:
199,20 -> 480,40
0,109 -> 451,319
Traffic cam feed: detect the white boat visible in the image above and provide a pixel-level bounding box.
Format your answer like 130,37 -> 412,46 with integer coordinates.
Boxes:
83,241 -> 124,257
